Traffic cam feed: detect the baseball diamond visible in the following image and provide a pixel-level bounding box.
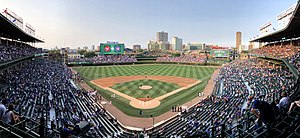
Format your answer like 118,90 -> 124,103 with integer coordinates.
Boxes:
74,64 -> 216,117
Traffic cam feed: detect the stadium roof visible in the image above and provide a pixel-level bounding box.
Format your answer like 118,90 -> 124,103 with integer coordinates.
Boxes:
251,0 -> 300,42
0,13 -> 44,43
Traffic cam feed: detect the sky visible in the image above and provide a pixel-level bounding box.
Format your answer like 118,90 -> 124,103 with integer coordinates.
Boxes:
0,0 -> 298,49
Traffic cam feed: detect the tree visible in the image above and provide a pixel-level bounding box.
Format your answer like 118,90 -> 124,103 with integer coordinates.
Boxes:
137,49 -> 144,52
242,50 -> 249,53
84,51 -> 97,58
172,53 -> 181,57
77,50 -> 87,55
48,50 -> 60,54
48,50 -> 62,60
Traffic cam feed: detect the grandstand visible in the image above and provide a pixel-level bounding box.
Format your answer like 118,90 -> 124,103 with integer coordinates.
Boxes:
0,1 -> 300,138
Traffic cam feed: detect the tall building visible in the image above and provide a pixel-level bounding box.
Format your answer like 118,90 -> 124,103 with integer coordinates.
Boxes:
83,46 -> 88,50
133,45 -> 141,51
148,31 -> 170,50
65,47 -> 70,52
91,45 -> 95,51
148,41 -> 159,50
161,43 -> 171,50
172,37 -> 183,51
236,32 -> 242,52
249,42 -> 254,50
148,41 -> 170,50
156,31 -> 168,42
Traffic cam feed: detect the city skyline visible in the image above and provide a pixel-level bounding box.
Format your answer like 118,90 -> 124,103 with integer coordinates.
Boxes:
0,0 -> 297,49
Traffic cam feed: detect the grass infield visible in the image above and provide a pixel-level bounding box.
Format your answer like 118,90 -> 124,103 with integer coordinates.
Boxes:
74,64 -> 216,117
111,79 -> 181,98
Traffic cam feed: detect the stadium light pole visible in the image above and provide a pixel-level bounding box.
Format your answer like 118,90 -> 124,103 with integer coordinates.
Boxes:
205,50 -> 208,65
150,115 -> 154,131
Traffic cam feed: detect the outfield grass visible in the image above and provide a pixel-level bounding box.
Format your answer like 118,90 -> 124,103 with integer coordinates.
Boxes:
111,79 -> 180,98
74,64 -> 216,117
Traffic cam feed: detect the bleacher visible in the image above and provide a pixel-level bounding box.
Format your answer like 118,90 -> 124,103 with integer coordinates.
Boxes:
147,58 -> 298,137
0,39 -> 42,64
156,55 -> 207,63
2,55 -> 298,137
0,59 -> 135,137
67,55 -> 137,65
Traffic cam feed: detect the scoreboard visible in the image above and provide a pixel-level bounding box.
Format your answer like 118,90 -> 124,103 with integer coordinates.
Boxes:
210,50 -> 229,58
99,43 -> 124,55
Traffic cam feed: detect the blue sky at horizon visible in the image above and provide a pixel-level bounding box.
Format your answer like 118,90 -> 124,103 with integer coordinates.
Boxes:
0,0 -> 297,49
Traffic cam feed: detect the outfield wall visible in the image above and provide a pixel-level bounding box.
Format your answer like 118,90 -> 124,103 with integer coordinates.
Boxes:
67,61 -> 222,67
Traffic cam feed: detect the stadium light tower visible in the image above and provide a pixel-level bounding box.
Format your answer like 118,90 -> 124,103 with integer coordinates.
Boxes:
204,47 -> 209,65
150,115 -> 155,131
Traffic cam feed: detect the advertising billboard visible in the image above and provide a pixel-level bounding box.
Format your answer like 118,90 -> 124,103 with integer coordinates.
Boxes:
210,50 -> 229,58
100,43 -> 124,55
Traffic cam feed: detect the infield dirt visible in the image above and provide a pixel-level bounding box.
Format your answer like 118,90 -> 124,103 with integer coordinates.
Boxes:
90,76 -> 200,109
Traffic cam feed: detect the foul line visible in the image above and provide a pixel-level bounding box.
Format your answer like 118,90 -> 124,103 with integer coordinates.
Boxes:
91,79 -> 201,103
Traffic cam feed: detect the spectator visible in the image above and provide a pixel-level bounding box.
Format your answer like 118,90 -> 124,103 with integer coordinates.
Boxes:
60,122 -> 74,138
2,104 -> 20,125
288,99 -> 300,113
278,92 -> 290,113
251,100 -> 275,135
0,99 -> 8,121
270,101 -> 280,116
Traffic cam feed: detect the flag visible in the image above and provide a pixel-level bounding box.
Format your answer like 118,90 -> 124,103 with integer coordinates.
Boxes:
2,9 -> 7,14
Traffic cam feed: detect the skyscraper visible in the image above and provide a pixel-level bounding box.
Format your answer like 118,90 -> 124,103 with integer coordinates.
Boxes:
236,32 -> 242,53
156,31 -> 168,42
148,31 -> 171,50
172,37 -> 183,51
133,45 -> 141,51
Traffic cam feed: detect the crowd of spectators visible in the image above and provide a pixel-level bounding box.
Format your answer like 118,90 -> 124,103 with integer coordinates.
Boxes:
154,58 -> 297,137
218,59 -> 295,101
249,44 -> 299,59
156,55 -> 207,63
288,51 -> 300,73
68,55 -> 137,64
0,58 -> 122,137
249,43 -> 300,74
137,50 -> 171,57
0,39 -> 42,64
0,52 -> 299,137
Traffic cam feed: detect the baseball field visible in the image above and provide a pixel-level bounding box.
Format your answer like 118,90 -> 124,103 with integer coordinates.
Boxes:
73,64 -> 216,117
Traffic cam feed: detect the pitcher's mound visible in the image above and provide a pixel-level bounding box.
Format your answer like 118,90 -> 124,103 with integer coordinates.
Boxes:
139,85 -> 152,90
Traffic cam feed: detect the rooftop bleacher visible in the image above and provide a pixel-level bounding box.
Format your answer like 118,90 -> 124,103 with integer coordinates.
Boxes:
68,55 -> 137,64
